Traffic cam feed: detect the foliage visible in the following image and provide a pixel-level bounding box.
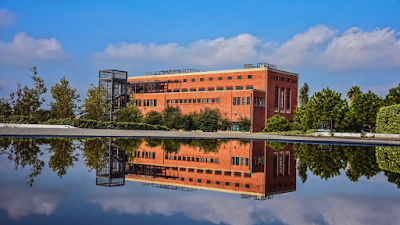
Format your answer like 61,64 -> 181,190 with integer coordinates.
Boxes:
116,99 -> 142,123
47,138 -> 79,178
297,161 -> 308,183
162,105 -> 182,130
219,117 -> 232,131
261,130 -> 305,135
264,114 -> 292,132
50,77 -> 80,119
10,67 -> 47,116
376,104 -> 400,134
79,138 -> 109,171
0,98 -> 12,116
114,138 -> 143,162
294,88 -> 350,132
347,85 -> 363,103
348,90 -> 383,133
376,146 -> 400,173
298,82 -> 309,106
345,146 -> 379,182
266,141 -> 289,151
45,118 -> 170,130
384,83 -> 400,106
238,116 -> 251,132
181,113 -> 196,131
0,115 -> 39,124
82,84 -> 109,121
145,110 -> 163,125
195,107 -> 222,132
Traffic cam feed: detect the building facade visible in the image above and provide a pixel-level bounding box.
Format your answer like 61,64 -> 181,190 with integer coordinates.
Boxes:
127,64 -> 298,132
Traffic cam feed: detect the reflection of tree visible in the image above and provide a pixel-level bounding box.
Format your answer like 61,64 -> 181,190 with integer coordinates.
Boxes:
143,138 -> 228,154
345,146 -> 379,182
383,171 -> 400,188
293,143 -> 348,180
162,139 -> 182,154
79,138 -> 109,171
266,141 -> 289,151
297,161 -> 308,183
376,147 -> 400,188
0,138 -> 46,187
47,138 -> 79,178
114,138 -> 143,162
145,138 -> 162,148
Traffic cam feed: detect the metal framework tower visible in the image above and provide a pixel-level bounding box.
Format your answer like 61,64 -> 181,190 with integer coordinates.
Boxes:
96,140 -> 126,187
99,70 -> 128,120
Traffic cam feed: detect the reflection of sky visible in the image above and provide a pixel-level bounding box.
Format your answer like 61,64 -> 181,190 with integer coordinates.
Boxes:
1,141 -> 400,225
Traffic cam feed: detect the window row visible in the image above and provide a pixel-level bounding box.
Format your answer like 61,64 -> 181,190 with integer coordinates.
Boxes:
135,151 -> 155,159
170,85 -> 253,92
136,99 -> 157,107
181,178 -> 250,188
231,157 -> 250,166
167,98 -> 221,104
274,76 -> 292,83
178,167 -> 252,178
165,155 -> 219,163
178,75 -> 252,83
274,87 -> 291,113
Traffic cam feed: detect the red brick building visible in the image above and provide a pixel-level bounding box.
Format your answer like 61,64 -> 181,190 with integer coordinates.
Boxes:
127,64 -> 298,132
126,140 -> 296,198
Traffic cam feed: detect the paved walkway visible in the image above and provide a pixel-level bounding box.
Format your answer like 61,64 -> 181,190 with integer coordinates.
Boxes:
1,126 -> 400,146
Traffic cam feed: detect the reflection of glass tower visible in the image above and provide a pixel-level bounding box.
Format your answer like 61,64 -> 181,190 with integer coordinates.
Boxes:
126,140 -> 297,199
96,141 -> 126,187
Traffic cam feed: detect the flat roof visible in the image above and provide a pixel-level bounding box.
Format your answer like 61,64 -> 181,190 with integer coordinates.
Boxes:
128,67 -> 298,80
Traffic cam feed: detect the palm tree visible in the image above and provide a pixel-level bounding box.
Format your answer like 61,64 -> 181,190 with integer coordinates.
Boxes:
347,85 -> 363,104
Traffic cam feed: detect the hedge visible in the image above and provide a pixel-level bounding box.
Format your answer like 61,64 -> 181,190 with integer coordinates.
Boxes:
0,115 -> 39,124
376,104 -> 400,134
376,146 -> 400,173
45,118 -> 170,131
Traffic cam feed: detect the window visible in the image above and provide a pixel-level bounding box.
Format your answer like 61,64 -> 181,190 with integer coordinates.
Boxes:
248,75 -> 252,79
201,158 -> 204,162
197,99 -> 201,103
233,97 -> 236,105
276,76 -> 279,80
181,178 -> 185,181
187,157 -> 190,161
180,167 -> 186,171
241,157 -> 245,166
206,158 -> 210,162
281,88 -> 285,112
165,155 -> 168,159
218,77 -> 222,80
207,99 -> 211,103
209,77 -> 213,81
216,181 -> 220,185
199,88 -> 205,91
246,86 -> 253,90
189,168 -> 194,172
198,179 -> 202,183
167,100 -> 170,104
237,98 -> 240,105
247,97 -> 251,105
217,98 -> 220,103
244,173 -> 251,177
246,157 -> 249,166
225,171 -> 231,176
215,171 -> 221,175
182,89 -> 188,92
206,170 -> 212,174
178,156 -> 181,160
174,155 -> 176,160
282,77 -> 285,81
208,87 -> 214,91
207,180 -> 211,184
242,97 -> 246,105
212,98 -> 216,103
235,183 -> 240,187
215,158 -> 219,163
225,182 -> 230,186
192,78 -> 195,82
287,78 -> 291,82
228,76 -> 232,80
226,86 -> 233,90
180,99 -> 183,103
217,87 -> 223,90
245,184 -> 250,188
236,86 -> 243,90
188,99 -> 192,103
191,157 -> 195,161
151,99 -> 154,106
189,178 -> 193,181
202,99 -> 206,103
174,89 -> 179,92
183,79 -> 187,82
196,157 -> 199,162
154,99 -> 157,106
286,89 -> 290,113
200,78 -> 204,81
236,157 -> 239,165
184,99 -> 187,103
275,87 -> 279,112
190,88 -> 196,92
238,75 -> 242,79
197,169 -> 203,173
210,158 -> 214,163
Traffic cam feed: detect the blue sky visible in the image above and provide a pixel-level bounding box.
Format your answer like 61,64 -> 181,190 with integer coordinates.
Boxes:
1,0 -> 400,104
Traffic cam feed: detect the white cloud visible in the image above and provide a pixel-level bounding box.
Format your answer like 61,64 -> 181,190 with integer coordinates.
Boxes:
0,9 -> 17,27
0,186 -> 65,220
93,26 -> 400,72
0,32 -> 70,66
322,27 -> 400,71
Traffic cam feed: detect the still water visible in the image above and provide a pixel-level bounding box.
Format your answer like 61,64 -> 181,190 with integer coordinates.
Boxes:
0,138 -> 399,225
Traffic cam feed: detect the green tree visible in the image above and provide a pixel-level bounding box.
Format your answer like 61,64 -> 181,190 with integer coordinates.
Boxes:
79,138 -> 109,171
297,161 -> 308,183
0,98 -> 12,116
181,113 -> 196,131
345,146 -> 379,182
82,84 -> 109,121
196,107 -> 221,131
294,88 -> 350,132
238,116 -> 251,132
219,117 -> 232,131
349,91 -> 383,132
115,98 -> 142,122
10,67 -> 47,116
50,77 -> 80,119
298,82 -> 309,106
384,83 -> 400,106
145,110 -> 163,125
162,105 -> 182,129
264,114 -> 292,132
47,138 -> 79,178
347,85 -> 363,104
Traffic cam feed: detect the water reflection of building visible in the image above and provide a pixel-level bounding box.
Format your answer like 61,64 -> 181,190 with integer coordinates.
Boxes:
125,140 -> 296,199
96,141 -> 126,187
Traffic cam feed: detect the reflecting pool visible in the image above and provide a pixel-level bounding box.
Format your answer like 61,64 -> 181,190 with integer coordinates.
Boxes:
0,138 -> 399,225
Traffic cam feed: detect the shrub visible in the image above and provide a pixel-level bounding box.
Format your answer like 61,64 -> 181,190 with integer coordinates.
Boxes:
264,115 -> 292,132
238,116 -> 251,132
145,111 -> 163,125
0,115 -> 38,124
376,146 -> 400,173
376,104 -> 400,134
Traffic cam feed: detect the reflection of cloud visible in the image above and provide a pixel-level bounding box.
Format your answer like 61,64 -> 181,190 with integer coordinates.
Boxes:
85,186 -> 400,225
0,8 -> 17,27
0,185 -> 66,220
0,32 -> 71,66
92,25 -> 400,72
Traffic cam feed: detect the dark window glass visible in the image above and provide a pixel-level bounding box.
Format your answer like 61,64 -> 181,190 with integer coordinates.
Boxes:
247,97 -> 250,105
242,97 -> 246,105
167,100 -> 170,104
281,88 -> 285,112
235,157 -> 239,165
228,76 -> 232,80
246,86 -> 253,89
245,184 -> 250,188
154,99 -> 157,106
217,98 -> 220,103
225,182 -> 230,186
183,79 -> 187,82
200,78 -> 204,81
199,88 -> 205,91
231,157 -> 235,165
286,89 -> 290,113
248,75 -> 252,79
217,87 -> 223,90
192,78 -> 195,82
209,77 -> 213,81
226,86 -> 233,90
212,98 -> 216,103
207,99 -> 211,103
189,178 -> 193,181
182,89 -> 187,92
180,99 -> 183,103
236,86 -> 243,90
181,178 -> 184,181
275,87 -> 279,112
216,181 -> 220,185
174,89 -> 179,92
246,157 -> 249,166
235,183 -> 239,187
237,97 -> 240,105
198,99 -> 201,103
190,88 -> 196,91
238,76 -> 242,79
208,87 -> 214,91
184,99 -> 187,103
218,77 -> 222,80
198,179 -> 202,183
233,97 -> 236,105
189,99 -> 192,103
